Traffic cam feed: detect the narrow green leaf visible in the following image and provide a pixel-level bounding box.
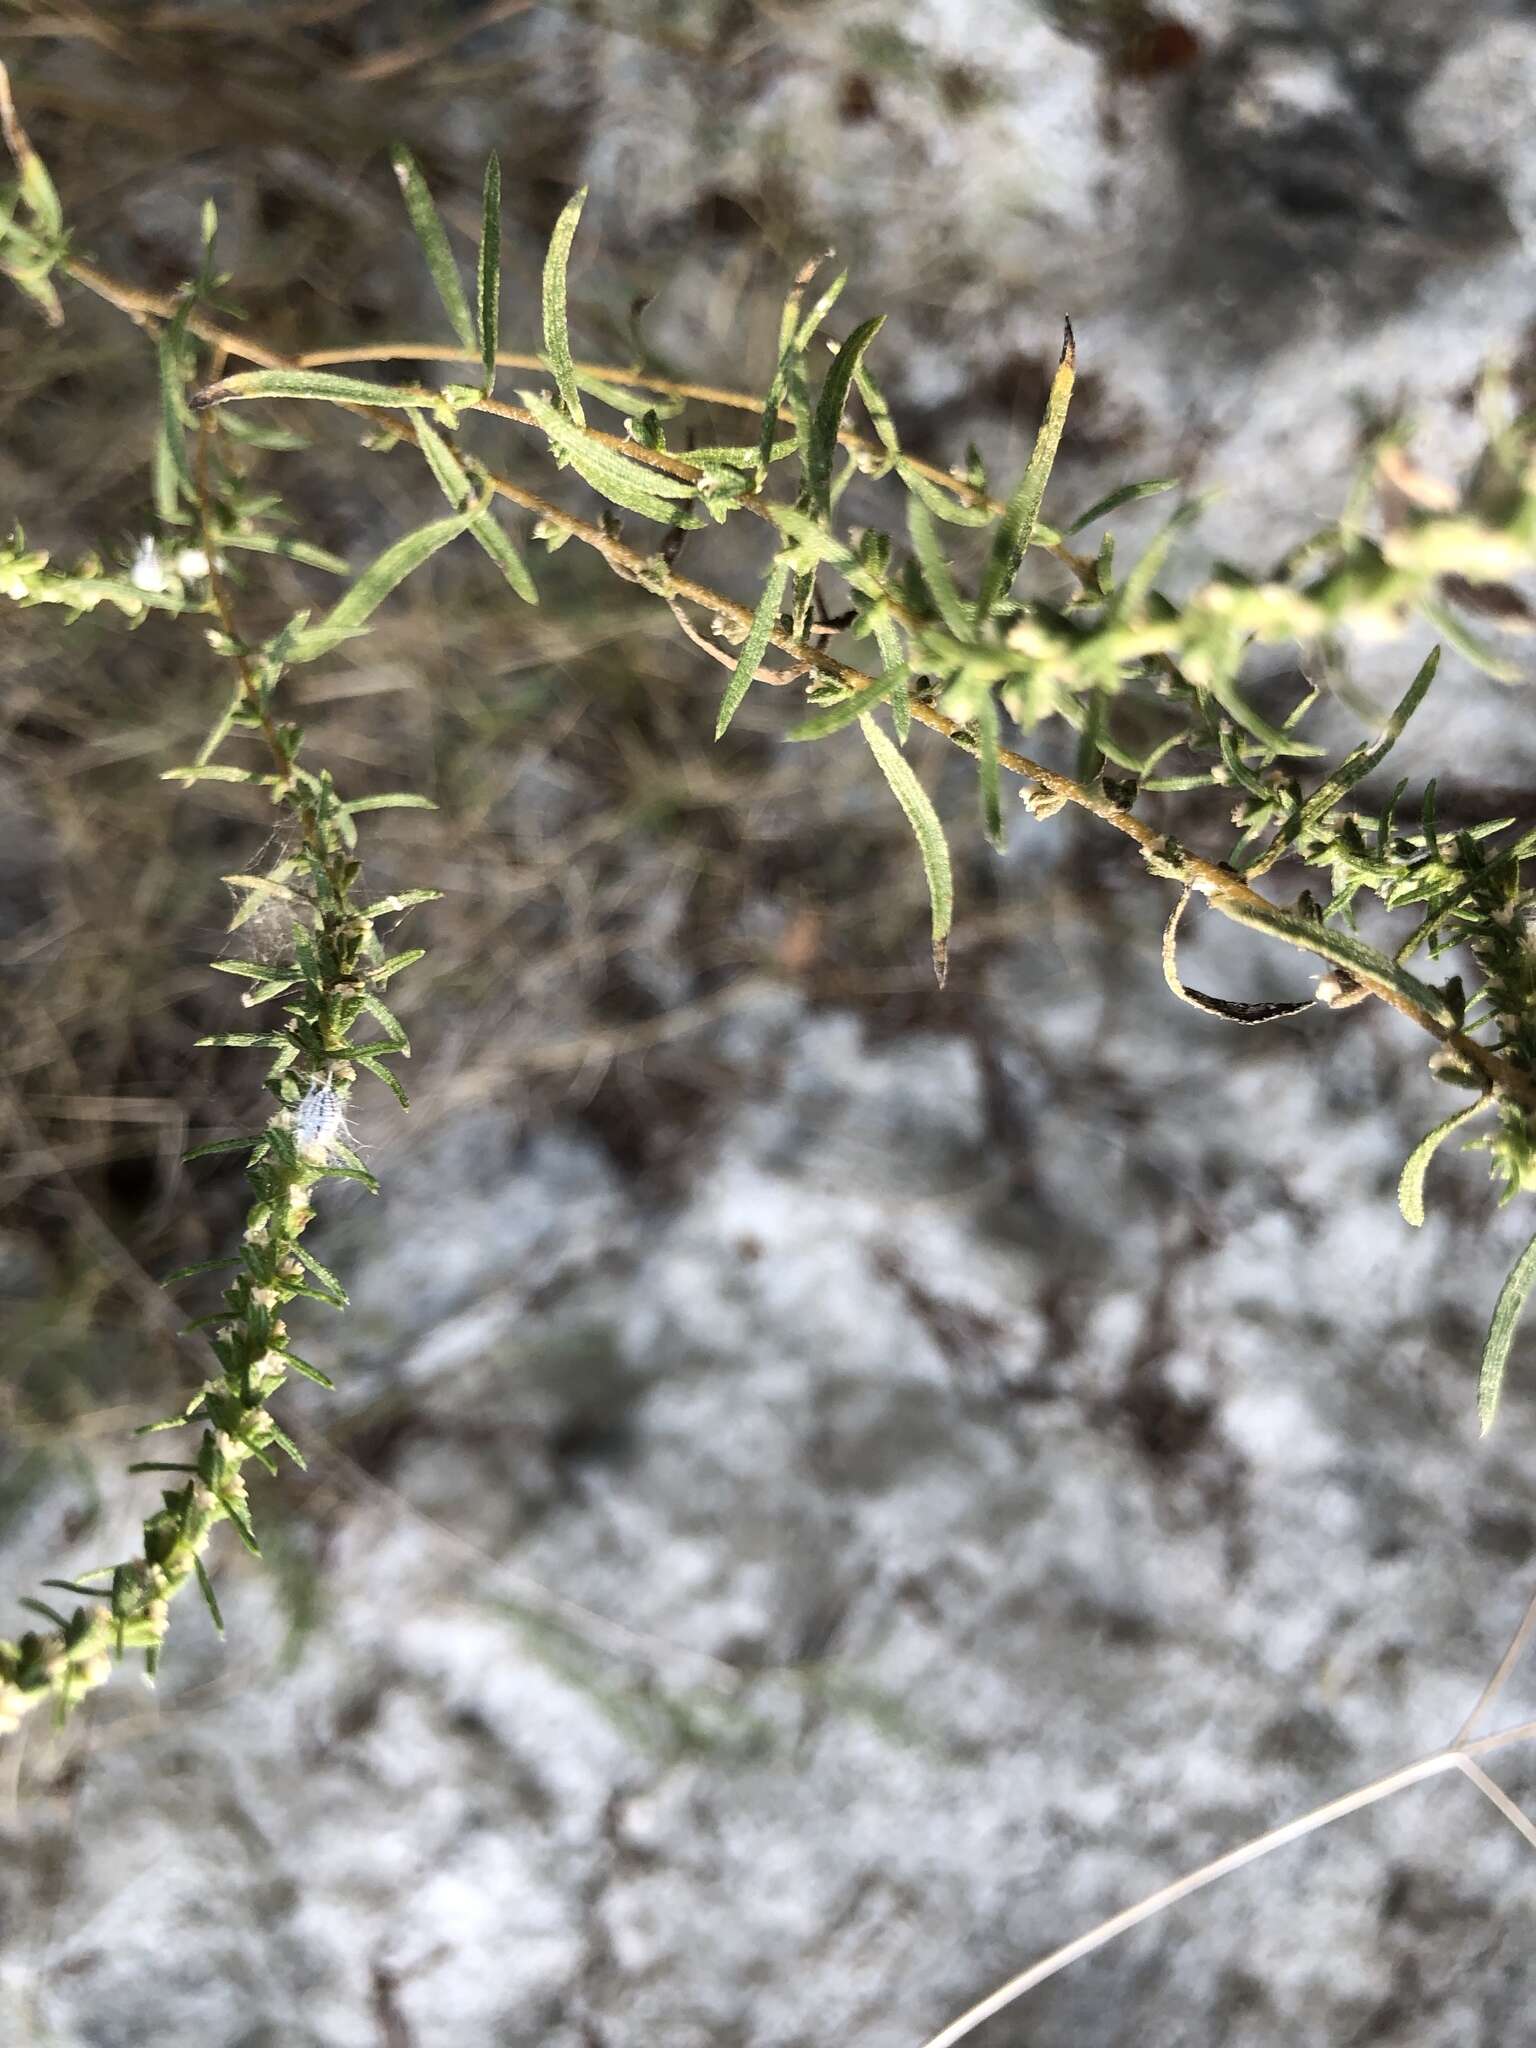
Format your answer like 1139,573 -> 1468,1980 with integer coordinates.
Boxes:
574,371 -> 684,418
976,688 -> 1003,851
359,990 -> 410,1053
193,1554 -> 225,1637
477,152 -> 500,396
519,390 -> 699,526
872,614 -> 910,742
17,1597 -> 70,1631
280,1353 -> 335,1390
1479,1226 -> 1536,1433
414,418 -> 537,604
223,870 -> 302,902
542,186 -> 588,426
354,1050 -> 410,1110
1207,671 -> 1324,761
1219,895 -> 1456,1027
220,532 -> 349,576
192,369 -> 428,413
859,714 -> 953,985
1398,1096 -> 1489,1228
359,888 -> 442,918
195,1031 -> 288,1049
264,1421 -> 307,1471
290,509 -> 476,662
0,64 -> 63,240
390,142 -> 475,352
220,1494 -> 262,1557
1106,499 -> 1200,632
284,1282 -> 347,1313
793,268 -> 849,355
291,1242 -> 349,1306
787,668 -> 905,741
896,459 -> 995,529
852,358 -> 901,462
975,319 -> 1074,623
135,1397 -> 207,1435
315,1155 -> 379,1194
1269,647 -> 1441,865
194,684 -> 244,770
907,497 -> 969,639
162,764 -> 269,785
715,563 -> 787,739
154,301 -> 194,518
807,315 -> 885,514
1418,596 -> 1522,683
215,413 -> 312,452
368,948 -> 425,984
183,1135 -> 262,1163
464,500 -> 538,603
342,792 -> 438,814
1065,476 -> 1178,536
161,1256 -> 237,1286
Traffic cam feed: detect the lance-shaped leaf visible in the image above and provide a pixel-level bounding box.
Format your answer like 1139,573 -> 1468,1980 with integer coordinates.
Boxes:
1218,892 -> 1457,1027
390,142 -> 475,353
896,459 -> 994,528
343,791 -> 439,814
1398,1095 -> 1490,1228
1479,1225 -> 1536,1433
191,368 -> 430,413
807,315 -> 885,515
975,319 -> 1074,624
477,152 -> 500,395
542,186 -> 588,425
715,563 -> 788,739
415,419 -> 536,603
0,62 -> 61,240
787,667 -> 905,741
1267,647 -> 1441,866
519,390 -> 700,527
975,688 -> 1004,851
871,614 -> 910,742
907,496 -> 969,639
1065,476 -> 1178,536
289,508 -> 479,663
154,298 -> 195,521
860,713 -> 954,985
193,1556 -> 225,1637
853,358 -> 901,464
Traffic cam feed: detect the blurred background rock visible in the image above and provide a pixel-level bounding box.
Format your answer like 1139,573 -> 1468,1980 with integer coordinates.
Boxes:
3,2 -> 1536,2042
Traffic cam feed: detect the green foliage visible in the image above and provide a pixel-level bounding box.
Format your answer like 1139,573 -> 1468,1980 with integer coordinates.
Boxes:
715,561 -> 789,738
8,99 -> 1536,1733
391,142 -> 476,353
541,185 -> 588,425
477,152 -> 501,397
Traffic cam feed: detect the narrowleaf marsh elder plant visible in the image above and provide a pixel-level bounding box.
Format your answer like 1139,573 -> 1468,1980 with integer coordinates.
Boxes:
4,62 -> 1536,1808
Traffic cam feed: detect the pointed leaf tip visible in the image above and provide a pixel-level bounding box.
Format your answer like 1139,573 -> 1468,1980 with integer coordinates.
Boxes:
1478,1225 -> 1536,1434
1397,1096 -> 1488,1229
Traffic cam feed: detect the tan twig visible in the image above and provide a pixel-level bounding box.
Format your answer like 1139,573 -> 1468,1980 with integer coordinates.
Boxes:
919,1569 -> 1536,2046
1454,1578 -> 1536,1743
1452,1754 -> 1536,1852
916,1751 -> 1465,2048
